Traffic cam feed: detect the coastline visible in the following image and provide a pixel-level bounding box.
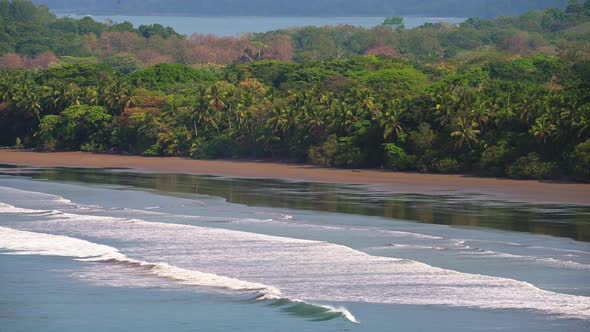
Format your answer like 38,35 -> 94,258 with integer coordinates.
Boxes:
0,150 -> 589,205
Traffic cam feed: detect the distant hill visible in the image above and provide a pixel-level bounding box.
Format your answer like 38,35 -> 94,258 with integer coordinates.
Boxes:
32,0 -> 570,18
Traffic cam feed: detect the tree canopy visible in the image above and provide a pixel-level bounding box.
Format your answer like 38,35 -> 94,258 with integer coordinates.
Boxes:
1,2 -> 589,181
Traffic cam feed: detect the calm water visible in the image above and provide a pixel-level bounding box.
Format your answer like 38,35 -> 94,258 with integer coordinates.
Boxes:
58,15 -> 466,36
0,166 -> 589,331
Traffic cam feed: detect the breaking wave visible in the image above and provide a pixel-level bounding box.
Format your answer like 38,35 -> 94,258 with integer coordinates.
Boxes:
1,196 -> 590,322
0,226 -> 357,323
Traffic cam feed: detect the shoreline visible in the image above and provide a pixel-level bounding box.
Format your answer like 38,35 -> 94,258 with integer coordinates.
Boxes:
0,150 -> 589,205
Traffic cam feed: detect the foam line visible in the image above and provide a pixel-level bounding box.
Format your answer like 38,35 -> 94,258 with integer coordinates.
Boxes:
0,226 -> 357,323
1,201 -> 590,321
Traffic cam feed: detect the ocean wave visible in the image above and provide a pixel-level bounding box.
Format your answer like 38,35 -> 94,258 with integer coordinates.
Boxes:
461,247 -> 590,270
265,298 -> 359,323
0,202 -> 59,215
0,186 -> 102,212
0,226 -> 357,323
1,202 -> 590,321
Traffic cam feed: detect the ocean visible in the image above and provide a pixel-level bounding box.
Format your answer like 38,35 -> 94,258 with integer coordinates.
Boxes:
56,15 -> 466,36
0,166 -> 589,331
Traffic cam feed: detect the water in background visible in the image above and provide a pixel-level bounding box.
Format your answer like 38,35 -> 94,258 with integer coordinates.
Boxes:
0,166 -> 588,331
57,15 -> 466,36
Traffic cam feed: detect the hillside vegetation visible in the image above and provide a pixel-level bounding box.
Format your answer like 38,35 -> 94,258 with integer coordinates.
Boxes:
1,1 -> 589,181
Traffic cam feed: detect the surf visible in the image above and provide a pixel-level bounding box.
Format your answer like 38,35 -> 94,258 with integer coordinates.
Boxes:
0,226 -> 358,323
1,197 -> 590,321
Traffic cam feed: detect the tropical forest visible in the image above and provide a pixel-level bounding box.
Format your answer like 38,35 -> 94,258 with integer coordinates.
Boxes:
1,0 -> 590,180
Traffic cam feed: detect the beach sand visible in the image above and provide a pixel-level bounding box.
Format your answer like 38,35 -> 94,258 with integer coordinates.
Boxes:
0,150 -> 588,205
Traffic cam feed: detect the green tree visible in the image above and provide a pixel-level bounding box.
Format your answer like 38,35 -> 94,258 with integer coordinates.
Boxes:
60,105 -> 112,149
530,116 -> 557,143
450,117 -> 480,149
382,16 -> 404,29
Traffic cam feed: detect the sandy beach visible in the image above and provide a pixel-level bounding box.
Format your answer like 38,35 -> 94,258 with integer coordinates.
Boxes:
0,150 -> 588,205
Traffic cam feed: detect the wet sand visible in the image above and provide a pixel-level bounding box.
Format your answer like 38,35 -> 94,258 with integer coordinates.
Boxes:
0,150 -> 588,205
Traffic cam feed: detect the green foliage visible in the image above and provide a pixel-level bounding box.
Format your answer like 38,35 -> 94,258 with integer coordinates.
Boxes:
236,60 -> 298,88
431,158 -> 461,173
487,56 -> 566,83
308,135 -> 339,167
102,54 -> 142,74
38,63 -> 114,86
507,153 -> 558,179
569,139 -> 590,180
383,143 -> 414,171
332,137 -> 365,168
383,16 -> 404,29
128,64 -> 218,90
192,135 -> 238,159
478,141 -> 516,176
2,3 -> 590,181
61,105 -> 112,149
138,24 -> 177,39
0,0 -> 181,58
308,135 -> 365,168
37,114 -> 60,149
37,105 -> 112,150
359,67 -> 429,92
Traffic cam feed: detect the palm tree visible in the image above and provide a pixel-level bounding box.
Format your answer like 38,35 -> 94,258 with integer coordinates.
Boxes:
206,85 -> 227,113
0,75 -> 15,103
433,89 -> 459,127
267,107 -> 290,136
573,104 -> 590,139
530,116 -> 557,144
42,83 -> 68,114
13,82 -> 43,122
470,99 -> 492,130
381,100 -> 405,141
451,117 -> 480,149
104,80 -> 133,115
82,86 -> 99,106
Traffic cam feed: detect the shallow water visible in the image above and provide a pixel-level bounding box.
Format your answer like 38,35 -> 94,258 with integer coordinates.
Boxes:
0,166 -> 589,331
57,14 -> 466,36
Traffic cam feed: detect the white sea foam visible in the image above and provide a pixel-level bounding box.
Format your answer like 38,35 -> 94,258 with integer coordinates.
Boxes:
323,305 -> 359,323
0,226 -> 281,296
2,202 -> 590,321
379,230 -> 444,240
463,248 -> 590,270
0,202 -> 57,214
0,225 -> 365,322
0,186 -> 101,211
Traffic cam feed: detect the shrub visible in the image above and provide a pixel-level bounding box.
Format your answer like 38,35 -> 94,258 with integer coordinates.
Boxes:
308,135 -> 339,167
37,115 -> 60,149
308,135 -> 366,168
478,141 -> 516,176
102,53 -> 142,74
383,143 -> 414,171
569,139 -> 590,181
80,142 -> 106,152
142,144 -> 161,156
507,153 -> 558,179
36,106 -> 112,150
61,105 -> 112,149
431,158 -> 461,173
333,145 -> 364,168
408,123 -> 434,155
128,63 -> 218,90
15,137 -> 24,149
192,135 -> 238,159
